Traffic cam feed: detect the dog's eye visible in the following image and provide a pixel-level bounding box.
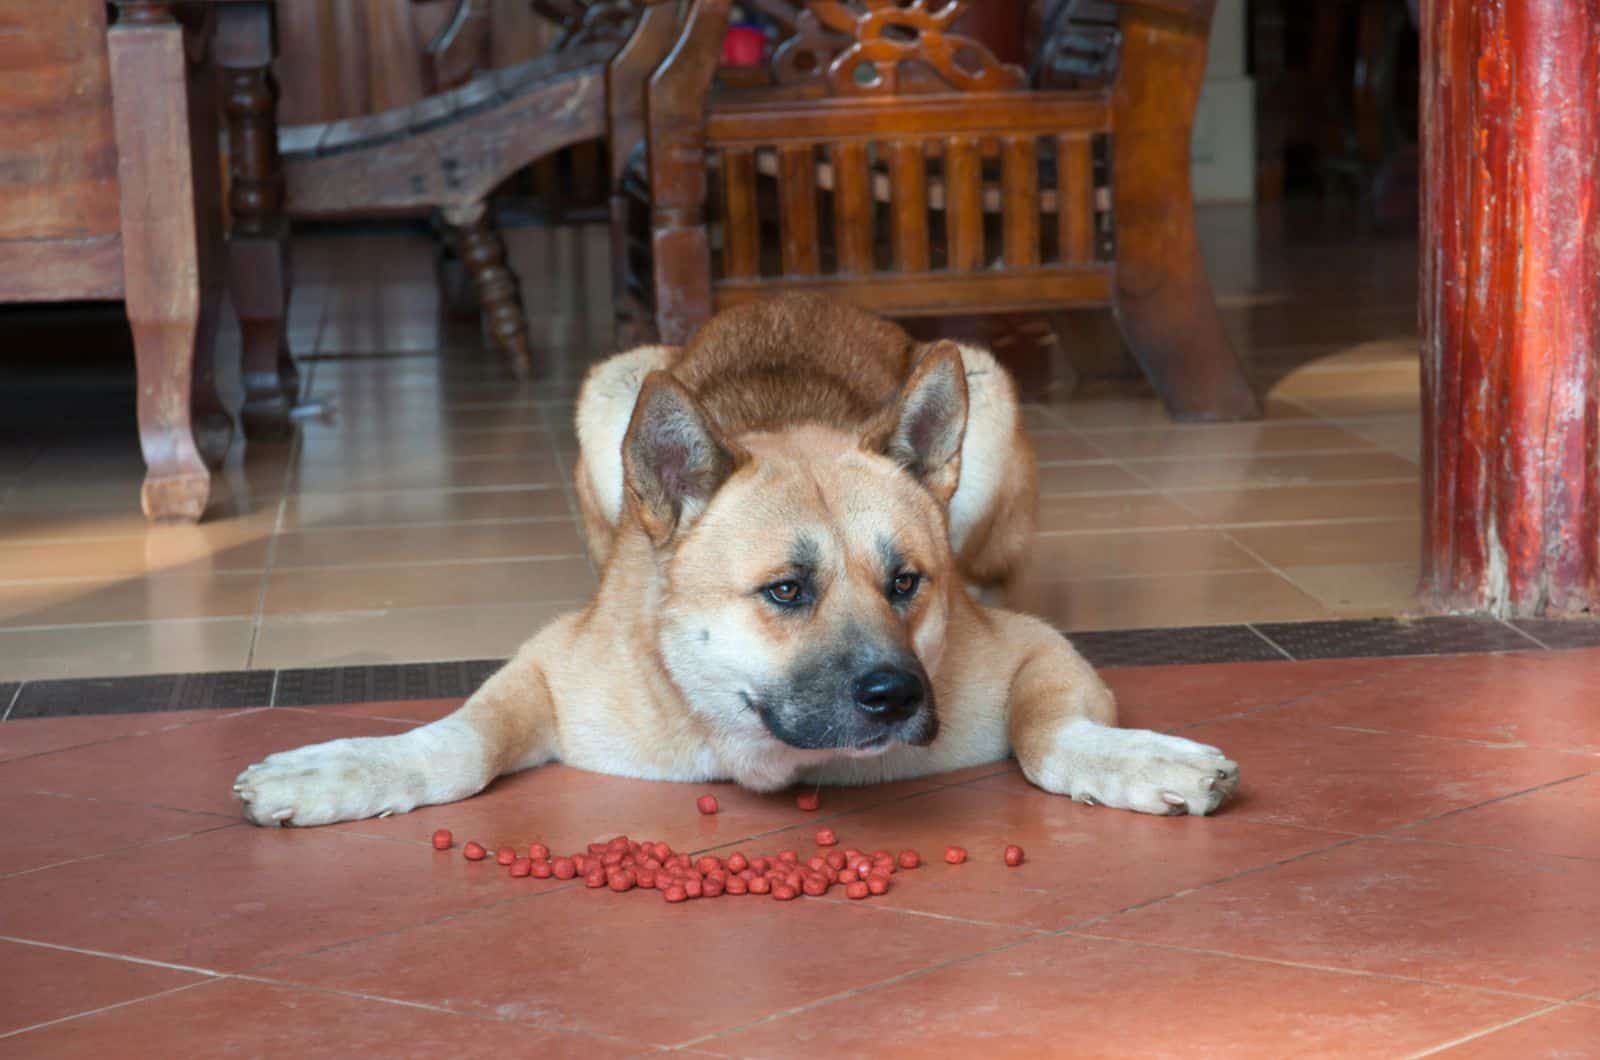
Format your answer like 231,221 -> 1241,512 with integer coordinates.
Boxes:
765,580 -> 804,605
890,571 -> 920,599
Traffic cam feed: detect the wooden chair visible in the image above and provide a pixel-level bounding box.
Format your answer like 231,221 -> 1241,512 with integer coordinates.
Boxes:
610,0 -> 1259,421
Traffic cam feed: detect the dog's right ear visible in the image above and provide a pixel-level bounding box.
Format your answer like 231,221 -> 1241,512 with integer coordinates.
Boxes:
622,371 -> 742,545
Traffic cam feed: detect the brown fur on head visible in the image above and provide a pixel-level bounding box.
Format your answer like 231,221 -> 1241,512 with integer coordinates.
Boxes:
619,349 -> 970,767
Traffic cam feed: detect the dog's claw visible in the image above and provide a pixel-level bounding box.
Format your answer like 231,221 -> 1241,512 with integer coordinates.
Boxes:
271,808 -> 294,822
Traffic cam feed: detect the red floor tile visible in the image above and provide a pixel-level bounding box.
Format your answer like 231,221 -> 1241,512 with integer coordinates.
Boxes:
0,710 -> 229,765
0,791 -> 226,878
304,698 -> 463,724
0,940 -> 206,1038
256,883 -> 1026,1045
1433,1004 -> 1600,1058
1400,773 -> 1600,861
0,708 -> 413,817
1088,837 -> 1600,998
0,826 -> 536,973
0,977 -> 643,1059
1102,656 -> 1381,732
1272,649 -> 1600,754
700,934 -> 1543,1058
798,783 -> 1338,930
1162,715 -> 1594,834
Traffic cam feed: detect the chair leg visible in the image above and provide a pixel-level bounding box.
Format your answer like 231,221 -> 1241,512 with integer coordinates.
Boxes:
445,201 -> 534,380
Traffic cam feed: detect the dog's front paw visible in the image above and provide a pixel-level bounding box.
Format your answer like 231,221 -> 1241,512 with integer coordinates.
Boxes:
1034,723 -> 1239,817
234,736 -> 418,827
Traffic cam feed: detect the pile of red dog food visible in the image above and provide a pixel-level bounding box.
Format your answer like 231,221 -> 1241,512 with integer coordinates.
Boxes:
429,791 -> 1024,904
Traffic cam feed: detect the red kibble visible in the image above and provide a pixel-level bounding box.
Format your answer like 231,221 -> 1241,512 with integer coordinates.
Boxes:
727,852 -> 749,873
683,878 -> 704,898
795,791 -> 820,811
943,846 -> 968,865
802,874 -> 829,897
1003,844 -> 1025,867
845,880 -> 870,900
584,870 -> 607,888
608,870 -> 636,892
587,843 -> 607,855
697,794 -> 719,815
551,856 -> 576,879
777,850 -> 799,864
528,842 -> 549,861
825,851 -> 847,871
602,850 -> 624,867
725,875 -> 748,895
703,877 -> 725,898
874,857 -> 897,875
462,841 -> 487,862
751,857 -> 772,873
663,885 -> 688,903
866,874 -> 890,896
772,883 -> 799,901
696,856 -> 722,875
898,849 -> 921,870
814,828 -> 838,847
509,857 -> 532,878
530,859 -> 553,879
806,856 -> 828,873
431,829 -> 453,851
748,875 -> 772,895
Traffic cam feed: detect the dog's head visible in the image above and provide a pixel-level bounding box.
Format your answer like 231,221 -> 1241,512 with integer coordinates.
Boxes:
621,342 -> 968,762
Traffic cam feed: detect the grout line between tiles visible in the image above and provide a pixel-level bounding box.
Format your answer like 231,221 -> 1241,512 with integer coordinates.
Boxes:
1245,623 -> 1298,661
1497,617 -> 1550,651
1404,1002 -> 1576,1059
0,821 -> 242,881
1,682 -> 19,720
0,934 -> 227,978
0,979 -> 222,1043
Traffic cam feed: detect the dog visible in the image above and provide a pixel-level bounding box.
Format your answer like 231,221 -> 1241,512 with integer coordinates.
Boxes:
235,295 -> 1238,825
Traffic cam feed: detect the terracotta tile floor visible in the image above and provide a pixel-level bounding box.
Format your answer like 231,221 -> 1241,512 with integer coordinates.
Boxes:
0,205 -> 1427,680
3,648 -> 1598,1055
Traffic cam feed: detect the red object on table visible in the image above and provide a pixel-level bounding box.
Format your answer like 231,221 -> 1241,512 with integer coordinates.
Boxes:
721,24 -> 765,67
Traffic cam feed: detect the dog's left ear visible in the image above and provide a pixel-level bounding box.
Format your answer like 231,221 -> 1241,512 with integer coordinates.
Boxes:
864,340 -> 969,504
623,371 -> 743,545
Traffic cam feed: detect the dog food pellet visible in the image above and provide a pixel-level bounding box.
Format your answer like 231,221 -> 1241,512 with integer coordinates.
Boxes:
495,846 -> 516,866
772,883 -> 799,901
1003,844 -> 1025,867
509,857 -> 532,878
778,849 -> 799,864
663,884 -> 688,903
584,870 -> 607,888
531,859 -> 553,879
683,877 -> 704,898
462,841 -> 487,861
608,870 -> 636,892
431,829 -> 453,850
814,828 -> 838,846
696,794 -> 719,815
898,849 -> 921,869
551,856 -> 576,879
801,874 -> 829,897
866,875 -> 890,896
943,846 -> 967,864
748,874 -> 772,894
727,852 -> 749,873
528,842 -> 549,860
845,880 -> 870,900
795,791 -> 820,811
725,875 -> 748,895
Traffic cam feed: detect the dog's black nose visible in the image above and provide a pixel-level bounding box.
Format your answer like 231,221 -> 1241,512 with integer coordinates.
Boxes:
852,667 -> 924,722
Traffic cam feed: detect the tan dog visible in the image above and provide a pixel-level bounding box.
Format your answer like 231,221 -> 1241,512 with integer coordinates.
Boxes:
235,295 -> 1238,825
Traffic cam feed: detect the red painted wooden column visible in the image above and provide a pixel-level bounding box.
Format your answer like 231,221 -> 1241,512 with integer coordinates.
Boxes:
1419,0 -> 1600,616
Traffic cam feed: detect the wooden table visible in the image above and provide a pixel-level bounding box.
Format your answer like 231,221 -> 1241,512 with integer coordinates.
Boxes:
0,0 -> 295,522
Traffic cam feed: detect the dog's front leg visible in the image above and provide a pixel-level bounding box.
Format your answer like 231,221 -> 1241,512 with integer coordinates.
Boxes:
1001,614 -> 1240,816
234,635 -> 562,827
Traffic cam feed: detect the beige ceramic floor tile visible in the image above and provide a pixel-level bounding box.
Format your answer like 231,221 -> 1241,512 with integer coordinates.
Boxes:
0,528 -> 272,581
1339,418 -> 1422,463
1081,422 -> 1377,460
1226,519 -> 1420,567
0,574 -> 264,628
1028,432 -> 1107,462
1281,561 -> 1422,615
1037,493 -> 1196,533
261,557 -> 595,615
268,520 -> 586,570
1056,396 -> 1317,431
1130,451 -> 1419,490
1037,463 -> 1150,496
1013,570 -> 1333,631
1269,363 -> 1420,417
0,619 -> 254,680
1170,481 -> 1420,525
280,487 -> 571,530
293,453 -> 565,493
250,601 -> 577,669
1026,529 -> 1264,580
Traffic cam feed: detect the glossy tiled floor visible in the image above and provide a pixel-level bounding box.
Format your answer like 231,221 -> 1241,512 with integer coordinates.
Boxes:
2,648 -> 1598,1056
0,205 -> 1424,681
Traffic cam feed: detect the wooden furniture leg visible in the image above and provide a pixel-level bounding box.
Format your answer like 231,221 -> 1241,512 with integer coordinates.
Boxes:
218,1 -> 298,440
1419,0 -> 1600,617
1109,0 -> 1259,421
109,2 -> 231,522
444,201 -> 534,379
